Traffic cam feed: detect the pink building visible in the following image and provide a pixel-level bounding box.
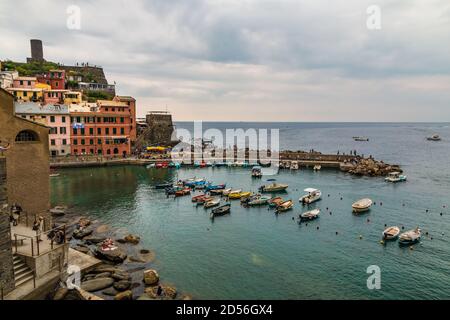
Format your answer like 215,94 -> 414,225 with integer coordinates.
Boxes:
13,76 -> 37,89
14,102 -> 71,156
43,89 -> 69,104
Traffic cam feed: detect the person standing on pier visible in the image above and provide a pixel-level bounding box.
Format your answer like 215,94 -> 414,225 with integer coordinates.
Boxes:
10,203 -> 22,226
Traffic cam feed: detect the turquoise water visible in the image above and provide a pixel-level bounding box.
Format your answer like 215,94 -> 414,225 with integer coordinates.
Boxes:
51,123 -> 450,299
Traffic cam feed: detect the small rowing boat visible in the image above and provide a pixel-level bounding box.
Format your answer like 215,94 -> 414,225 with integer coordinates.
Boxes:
399,228 -> 421,245
210,204 -> 231,218
268,197 -> 283,208
299,208 -> 320,221
175,188 -> 191,197
248,195 -> 271,206
276,200 -> 293,213
221,188 -> 233,196
352,198 -> 373,213
204,198 -> 220,209
426,134 -> 441,141
191,194 -> 207,202
382,226 -> 400,240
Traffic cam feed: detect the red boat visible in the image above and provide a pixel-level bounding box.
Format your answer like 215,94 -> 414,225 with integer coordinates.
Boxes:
196,196 -> 213,204
191,194 -> 206,202
175,188 -> 191,197
156,162 -> 169,169
200,161 -> 207,168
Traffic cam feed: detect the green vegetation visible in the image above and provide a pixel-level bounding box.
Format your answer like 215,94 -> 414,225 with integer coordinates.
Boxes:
84,90 -> 114,102
1,60 -> 59,76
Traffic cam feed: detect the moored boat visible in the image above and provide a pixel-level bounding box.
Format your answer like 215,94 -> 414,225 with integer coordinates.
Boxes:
426,134 -> 441,141
229,191 -> 251,199
204,198 -> 220,209
300,188 -> 322,204
399,228 -> 421,245
268,197 -> 283,208
221,188 -> 233,196
385,172 -> 407,183
353,136 -> 369,141
227,189 -> 242,199
313,164 -> 321,171
191,193 -> 207,202
382,226 -> 401,240
251,166 -> 263,178
205,183 -> 226,191
299,208 -> 320,221
290,161 -> 299,170
155,182 -> 173,189
196,195 -> 213,205
248,195 -> 271,206
210,204 -> 231,218
175,188 -> 191,197
352,198 -> 373,213
259,183 -> 288,193
276,200 -> 293,213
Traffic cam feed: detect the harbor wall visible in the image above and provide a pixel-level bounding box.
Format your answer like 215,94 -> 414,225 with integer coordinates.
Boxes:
0,157 -> 15,297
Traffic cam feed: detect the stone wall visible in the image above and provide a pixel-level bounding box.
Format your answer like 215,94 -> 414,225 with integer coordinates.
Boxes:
0,157 -> 15,296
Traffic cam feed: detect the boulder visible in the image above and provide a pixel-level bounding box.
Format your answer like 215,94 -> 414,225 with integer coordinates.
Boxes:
81,277 -> 114,292
102,287 -> 118,296
96,224 -> 110,234
144,285 -> 177,300
95,247 -> 127,263
72,228 -> 93,239
111,270 -> 131,281
115,290 -> 133,300
53,287 -> 69,300
84,237 -> 106,245
94,272 -> 111,279
128,255 -> 146,263
123,234 -> 140,244
78,218 -> 91,227
143,269 -> 159,286
113,280 -> 131,291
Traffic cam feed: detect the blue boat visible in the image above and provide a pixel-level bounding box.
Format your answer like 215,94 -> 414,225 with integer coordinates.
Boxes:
206,184 -> 226,191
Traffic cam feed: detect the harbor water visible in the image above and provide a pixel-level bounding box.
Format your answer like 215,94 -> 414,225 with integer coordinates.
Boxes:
51,122 -> 450,299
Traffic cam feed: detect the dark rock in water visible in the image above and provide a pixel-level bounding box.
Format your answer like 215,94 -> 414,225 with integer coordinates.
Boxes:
114,290 -> 133,300
128,255 -> 146,263
53,287 -> 69,300
96,224 -> 110,234
123,234 -> 140,244
73,228 -> 93,239
84,237 -> 106,245
111,270 -> 131,281
102,287 -> 118,296
94,272 -> 112,279
113,280 -> 131,291
50,206 -> 66,217
95,247 -> 127,263
140,249 -> 150,254
81,277 -> 114,292
143,269 -> 159,286
116,238 -> 127,244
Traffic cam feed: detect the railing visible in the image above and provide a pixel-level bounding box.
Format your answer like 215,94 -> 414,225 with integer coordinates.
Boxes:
13,224 -> 66,257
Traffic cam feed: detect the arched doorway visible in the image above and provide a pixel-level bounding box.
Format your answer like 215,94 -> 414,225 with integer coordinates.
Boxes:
113,148 -> 119,155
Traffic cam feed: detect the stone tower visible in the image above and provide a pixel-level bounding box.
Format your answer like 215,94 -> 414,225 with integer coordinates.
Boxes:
29,39 -> 44,62
136,111 -> 177,150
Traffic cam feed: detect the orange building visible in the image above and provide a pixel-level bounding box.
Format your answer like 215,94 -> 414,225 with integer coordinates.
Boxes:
69,97 -> 136,156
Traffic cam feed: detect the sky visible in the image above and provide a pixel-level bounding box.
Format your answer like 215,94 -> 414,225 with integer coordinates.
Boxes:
1,0 -> 450,121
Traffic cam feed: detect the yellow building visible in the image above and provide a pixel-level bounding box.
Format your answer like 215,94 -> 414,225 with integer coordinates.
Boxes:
63,91 -> 82,104
5,87 -> 43,102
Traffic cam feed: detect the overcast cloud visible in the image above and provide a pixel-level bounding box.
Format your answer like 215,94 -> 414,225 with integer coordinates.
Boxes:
1,0 -> 450,121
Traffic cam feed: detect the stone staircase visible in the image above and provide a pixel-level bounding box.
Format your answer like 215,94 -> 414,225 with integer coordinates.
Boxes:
13,255 -> 34,287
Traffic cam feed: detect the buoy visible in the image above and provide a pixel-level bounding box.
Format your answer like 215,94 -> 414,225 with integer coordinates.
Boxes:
316,226 -> 319,230
380,202 -> 383,206
359,235 -> 363,239
329,211 -> 332,215
336,231 -> 339,235
440,212 -> 443,216
292,217 -> 294,220
326,207 -> 328,211
380,240 -> 385,245
402,203 -> 405,206
425,231 -> 429,235
384,224 -> 387,227
367,218 -> 370,223
340,197 -> 343,200
401,226 -> 405,229
426,209 -> 429,213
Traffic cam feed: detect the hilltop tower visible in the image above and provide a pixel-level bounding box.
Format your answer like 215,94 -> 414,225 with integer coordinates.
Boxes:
28,39 -> 44,62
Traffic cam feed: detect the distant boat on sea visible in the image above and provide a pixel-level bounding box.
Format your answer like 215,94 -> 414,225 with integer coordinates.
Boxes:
427,134 -> 441,141
353,136 -> 369,141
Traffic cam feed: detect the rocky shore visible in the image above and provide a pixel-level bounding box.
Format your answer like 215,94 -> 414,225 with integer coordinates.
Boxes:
339,157 -> 403,177
50,209 -> 191,300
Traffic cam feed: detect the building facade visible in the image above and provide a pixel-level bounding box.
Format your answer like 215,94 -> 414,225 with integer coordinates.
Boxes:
14,102 -> 71,156
37,70 -> 66,90
70,99 -> 135,156
0,88 -> 51,228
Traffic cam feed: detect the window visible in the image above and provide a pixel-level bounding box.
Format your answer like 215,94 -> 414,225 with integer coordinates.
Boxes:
105,128 -> 110,135
90,149 -> 94,154
51,139 -> 56,146
113,128 -> 117,135
73,128 -> 78,135
81,139 -> 85,145
98,139 -> 102,145
61,149 -> 65,154
89,139 -> 94,145
50,116 -> 55,123
120,128 -> 125,135
97,128 -> 101,134
55,81 -> 59,87
62,116 -> 66,123
89,128 -> 94,135
23,91 -> 28,97
15,130 -> 39,142
28,81 -> 31,86
62,139 -> 67,145
73,139 -> 78,145
80,128 -> 85,135
74,149 -> 78,154
120,117 -> 124,123
60,127 -> 67,134
20,80 -> 23,85
50,127 -> 58,134
82,149 -> 86,154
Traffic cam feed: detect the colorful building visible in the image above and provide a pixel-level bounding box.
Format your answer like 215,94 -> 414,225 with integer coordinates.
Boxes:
12,76 -> 37,89
63,91 -> 82,104
69,98 -> 135,156
14,102 -> 71,156
37,69 -> 66,90
43,89 -> 69,104
6,87 -> 43,102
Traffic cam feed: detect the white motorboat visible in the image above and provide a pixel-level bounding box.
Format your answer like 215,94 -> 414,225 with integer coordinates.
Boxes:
290,161 -> 299,170
385,172 -> 407,183
300,188 -> 322,204
204,198 -> 220,209
259,183 -> 288,193
352,198 -> 373,213
221,188 -> 232,196
299,209 -> 320,221
382,226 -> 400,240
313,164 -> 321,171
399,228 -> 421,245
